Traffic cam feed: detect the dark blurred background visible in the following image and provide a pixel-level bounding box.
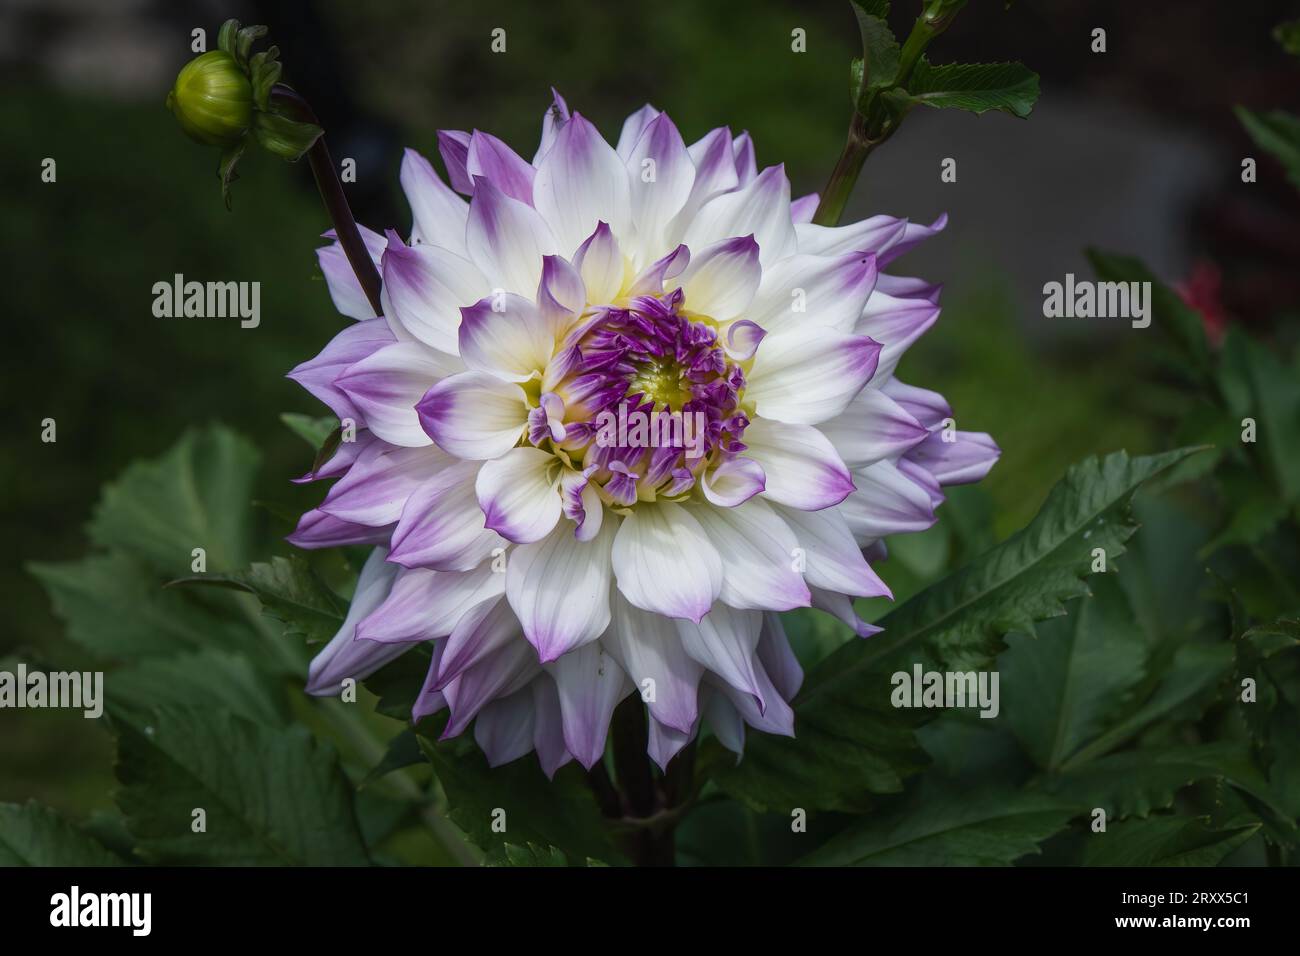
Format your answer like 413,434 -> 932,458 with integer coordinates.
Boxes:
2,0 -> 1297,811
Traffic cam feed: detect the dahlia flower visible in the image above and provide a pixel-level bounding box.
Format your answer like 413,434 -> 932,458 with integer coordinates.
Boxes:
288,91 -> 999,774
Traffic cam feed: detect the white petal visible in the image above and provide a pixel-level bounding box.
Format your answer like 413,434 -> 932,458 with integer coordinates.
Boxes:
605,592 -> 704,734
400,148 -> 469,255
336,342 -> 462,447
624,112 -> 695,265
458,293 -> 554,382
681,165 -> 796,267
545,641 -> 630,769
742,418 -> 855,510
416,371 -> 529,460
533,113 -> 632,257
476,446 -> 562,544
381,235 -> 489,354
611,502 -> 722,623
746,251 -> 879,337
672,235 -> 761,320
746,328 -> 881,425
466,178 -> 560,296
676,603 -> 767,712
774,503 -> 892,599
506,515 -> 618,662
819,386 -> 930,469
688,498 -> 810,612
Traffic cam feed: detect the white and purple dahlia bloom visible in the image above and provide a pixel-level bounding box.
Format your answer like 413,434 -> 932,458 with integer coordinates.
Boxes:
288,91 -> 999,774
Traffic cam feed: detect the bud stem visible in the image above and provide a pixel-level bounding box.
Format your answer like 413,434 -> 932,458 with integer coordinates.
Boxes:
811,1 -> 963,227
270,85 -> 383,318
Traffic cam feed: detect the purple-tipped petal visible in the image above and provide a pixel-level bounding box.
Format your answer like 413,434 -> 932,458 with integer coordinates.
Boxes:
287,319 -> 396,424
743,418 -> 854,511
437,129 -> 473,195
689,498 -> 811,612
506,517 -> 617,662
545,640 -> 630,769
317,224 -> 387,320
400,147 -> 470,255
467,129 -> 537,206
416,371 -> 529,460
475,446 -> 563,544
533,112 -> 631,256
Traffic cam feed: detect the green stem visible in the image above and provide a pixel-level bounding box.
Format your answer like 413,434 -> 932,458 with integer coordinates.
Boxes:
812,111 -> 871,227
813,2 -> 962,227
269,85 -> 383,318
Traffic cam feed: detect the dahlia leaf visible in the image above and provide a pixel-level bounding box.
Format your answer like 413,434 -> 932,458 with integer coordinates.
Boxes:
999,575 -> 1147,772
1215,327 -> 1300,504
888,58 -> 1039,118
1080,815 -> 1259,867
1039,742 -> 1289,823
499,843 -> 570,867
106,649 -> 289,727
174,554 -> 347,646
1236,106 -> 1300,189
420,740 -> 624,865
797,778 -> 1074,866
113,704 -> 369,865
29,551 -> 265,661
1056,642 -> 1234,772
713,446 -> 1204,812
0,802 -> 122,866
87,424 -> 260,578
850,0 -> 900,109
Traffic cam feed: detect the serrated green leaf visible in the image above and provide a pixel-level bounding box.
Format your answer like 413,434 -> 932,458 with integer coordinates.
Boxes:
799,778 -> 1074,866
713,447 -> 1204,812
420,739 -> 624,865
1082,815 -> 1259,866
1001,575 -> 1147,771
107,649 -> 287,726
0,802 -> 122,866
174,554 -> 345,646
87,425 -> 259,577
1237,106 -> 1300,189
1059,642 -> 1235,771
851,0 -> 900,107
1217,327 -> 1300,504
1042,742 -> 1284,820
500,842 -> 570,867
888,58 -> 1039,118
114,705 -> 369,865
29,551 -> 260,660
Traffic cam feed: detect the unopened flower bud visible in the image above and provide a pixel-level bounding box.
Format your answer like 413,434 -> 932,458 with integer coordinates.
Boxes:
166,50 -> 253,147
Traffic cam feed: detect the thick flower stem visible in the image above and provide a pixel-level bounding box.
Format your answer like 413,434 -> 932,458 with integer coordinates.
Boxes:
610,697 -> 676,866
811,110 -> 871,227
269,85 -> 383,318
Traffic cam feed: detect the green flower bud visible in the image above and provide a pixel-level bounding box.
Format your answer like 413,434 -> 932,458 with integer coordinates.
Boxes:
166,50 -> 253,147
